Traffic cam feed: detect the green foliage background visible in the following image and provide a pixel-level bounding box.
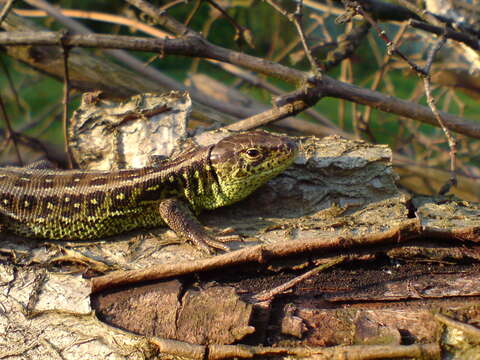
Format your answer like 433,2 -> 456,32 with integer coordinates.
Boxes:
1,0 -> 479,164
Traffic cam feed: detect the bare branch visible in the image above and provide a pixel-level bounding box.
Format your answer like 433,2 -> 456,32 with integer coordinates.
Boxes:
205,0 -> 255,48
125,0 -> 195,37
0,0 -> 15,25
59,32 -> 74,169
0,94 -> 22,165
252,257 -> 345,302
411,20 -> 480,51
422,36 -> 457,194
291,0 -> 323,73
2,30 -> 480,139
352,2 -> 426,75
225,98 -> 312,131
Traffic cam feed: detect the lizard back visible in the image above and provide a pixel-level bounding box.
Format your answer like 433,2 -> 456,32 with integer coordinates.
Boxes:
0,145 -> 215,240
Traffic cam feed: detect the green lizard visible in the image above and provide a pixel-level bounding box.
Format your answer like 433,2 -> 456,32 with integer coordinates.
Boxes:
0,131 -> 296,253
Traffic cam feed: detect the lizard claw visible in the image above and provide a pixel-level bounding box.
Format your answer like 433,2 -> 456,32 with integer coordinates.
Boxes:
193,233 -> 241,254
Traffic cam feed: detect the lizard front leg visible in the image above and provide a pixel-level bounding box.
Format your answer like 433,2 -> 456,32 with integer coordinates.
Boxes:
158,198 -> 230,254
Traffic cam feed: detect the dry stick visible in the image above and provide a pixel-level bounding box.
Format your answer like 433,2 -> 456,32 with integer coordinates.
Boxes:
105,2 -> 480,137
211,343 -> 441,360
149,336 -> 440,360
225,99 -> 311,131
0,0 -> 15,25
265,0 -> 322,72
184,0 -> 201,27
363,23 -> 409,125
16,6 -> 336,133
291,0 -> 323,73
91,219 -> 419,293
1,30 -> 480,138
212,61 -> 339,131
355,2 -> 457,192
0,94 -> 22,164
0,56 -> 22,113
410,20 -> 480,51
422,35 -> 457,194
354,4 -> 426,76
158,0 -> 186,12
205,0 -> 254,48
435,313 -> 480,341
252,257 -> 346,302
59,34 -> 74,169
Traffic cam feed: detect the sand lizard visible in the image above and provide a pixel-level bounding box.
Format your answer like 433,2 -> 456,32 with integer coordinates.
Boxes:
0,131 -> 297,253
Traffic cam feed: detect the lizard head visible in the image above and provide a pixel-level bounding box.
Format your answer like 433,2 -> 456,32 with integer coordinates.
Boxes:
207,130 -> 297,208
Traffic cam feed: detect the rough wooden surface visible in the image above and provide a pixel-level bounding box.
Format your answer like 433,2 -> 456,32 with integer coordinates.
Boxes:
69,91 -> 190,170
1,126 -> 480,358
92,281 -> 254,344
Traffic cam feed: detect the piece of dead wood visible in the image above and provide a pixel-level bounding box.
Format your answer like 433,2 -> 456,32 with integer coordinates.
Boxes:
252,256 -> 346,302
91,219 -> 420,293
323,267 -> 480,301
435,313 -> 480,341
148,337 -> 440,359
93,281 -> 254,344
48,248 -> 113,274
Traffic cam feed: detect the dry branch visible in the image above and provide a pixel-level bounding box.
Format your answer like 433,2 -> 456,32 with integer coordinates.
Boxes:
2,29 -> 479,139
411,19 -> 480,51
148,337 -> 440,360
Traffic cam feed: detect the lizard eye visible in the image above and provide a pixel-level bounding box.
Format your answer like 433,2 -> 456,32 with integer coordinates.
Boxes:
245,148 -> 261,159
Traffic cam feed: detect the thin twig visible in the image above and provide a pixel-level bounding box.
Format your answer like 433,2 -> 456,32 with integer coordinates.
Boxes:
149,337 -> 440,360
2,30 -> 480,138
0,0 -> 15,25
253,257 -> 345,302
0,94 -> 23,164
158,0 -> 186,12
435,313 -> 480,340
60,32 -> 74,169
184,0 -> 201,27
363,23 -> 408,124
291,0 -> 322,73
224,99 -> 311,131
205,0 -> 254,48
353,2 -> 426,75
273,20 -> 318,63
266,0 -> 322,72
422,35 -> 457,194
0,56 -> 22,113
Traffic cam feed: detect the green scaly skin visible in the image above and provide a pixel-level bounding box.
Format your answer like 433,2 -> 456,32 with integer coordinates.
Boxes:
0,131 -> 297,253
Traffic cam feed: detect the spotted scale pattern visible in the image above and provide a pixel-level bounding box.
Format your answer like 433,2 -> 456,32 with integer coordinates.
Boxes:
0,131 -> 297,242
